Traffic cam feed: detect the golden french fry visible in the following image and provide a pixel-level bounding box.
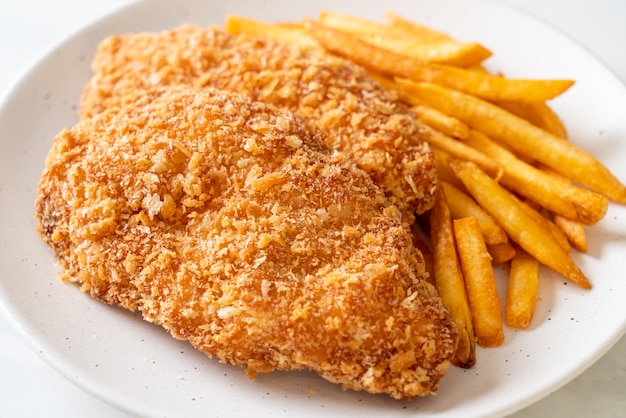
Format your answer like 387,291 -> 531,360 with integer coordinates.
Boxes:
385,12 -> 498,66
441,180 -> 508,245
464,129 -> 608,225
429,188 -> 476,368
552,214 -> 587,253
505,249 -> 540,328
448,159 -> 591,289
225,15 -> 319,48
304,21 -> 573,102
512,196 -> 571,253
384,10 -> 453,41
432,148 -> 466,190
487,242 -> 517,265
538,166 -> 588,251
412,105 -> 470,140
317,11 -> 491,67
495,100 -> 568,139
397,80 -> 626,203
423,126 -> 502,180
318,11 -> 410,39
359,36 -> 491,68
454,217 -> 504,347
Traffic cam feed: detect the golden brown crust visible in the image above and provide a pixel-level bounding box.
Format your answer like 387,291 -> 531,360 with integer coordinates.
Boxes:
36,86 -> 456,399
80,25 -> 436,220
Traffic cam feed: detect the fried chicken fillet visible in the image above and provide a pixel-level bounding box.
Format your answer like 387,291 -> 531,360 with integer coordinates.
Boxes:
36,86 -> 456,399
79,25 -> 437,221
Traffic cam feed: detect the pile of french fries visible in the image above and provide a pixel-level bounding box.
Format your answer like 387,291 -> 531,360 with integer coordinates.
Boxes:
224,11 -> 626,368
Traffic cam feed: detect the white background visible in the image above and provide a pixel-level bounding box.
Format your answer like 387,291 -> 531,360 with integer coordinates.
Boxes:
0,1 -> 624,417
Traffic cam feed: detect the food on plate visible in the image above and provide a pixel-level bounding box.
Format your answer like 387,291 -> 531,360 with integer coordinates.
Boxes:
552,214 -> 587,252
302,19 -> 574,102
453,216 -> 504,348
486,241 -> 517,266
494,100 -> 568,139
429,189 -> 476,368
316,11 -> 492,67
79,25 -> 437,221
225,16 -> 320,49
505,249 -> 540,329
448,159 -> 591,289
35,86 -> 457,400
463,129 -> 608,225
36,7 -> 626,389
410,104 -> 470,140
440,180 -> 508,245
395,80 -> 626,204
421,125 -> 502,180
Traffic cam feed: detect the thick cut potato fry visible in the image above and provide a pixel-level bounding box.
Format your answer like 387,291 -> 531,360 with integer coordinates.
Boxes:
505,249 -> 540,328
317,10 -> 491,67
423,126 -> 502,180
429,189 -> 476,368
318,11 -> 492,67
356,35 -> 492,68
225,15 -> 319,48
318,11 -> 413,39
412,105 -> 470,140
431,148 -> 466,190
449,159 -> 591,289
384,11 -> 453,41
512,196 -> 571,253
398,80 -> 626,203
553,214 -> 587,252
454,217 -> 504,347
465,129 -> 608,225
538,165 -> 588,251
487,242 -> 517,265
495,100 -> 568,139
304,21 -> 573,102
441,180 -> 508,245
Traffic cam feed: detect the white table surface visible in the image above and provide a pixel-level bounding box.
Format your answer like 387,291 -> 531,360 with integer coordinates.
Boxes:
0,1 -> 625,417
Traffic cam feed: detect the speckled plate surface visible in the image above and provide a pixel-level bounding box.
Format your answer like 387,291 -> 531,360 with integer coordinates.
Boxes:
1,0 -> 625,417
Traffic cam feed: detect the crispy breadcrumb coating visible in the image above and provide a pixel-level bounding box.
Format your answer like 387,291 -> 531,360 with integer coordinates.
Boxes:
36,86 -> 456,399
79,25 -> 437,221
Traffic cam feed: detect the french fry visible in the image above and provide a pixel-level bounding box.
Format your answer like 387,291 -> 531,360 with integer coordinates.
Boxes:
454,217 -> 504,347
464,129 -> 608,225
359,36 -> 491,68
384,11 -> 453,41
397,80 -> 626,203
540,166 -> 588,251
487,242 -> 517,265
303,20 -> 574,102
432,148 -> 466,190
512,196 -> 571,253
553,214 -> 587,253
505,249 -> 540,328
321,12 -> 493,67
412,105 -> 470,140
429,188 -> 476,368
448,159 -> 591,289
441,180 -> 508,245
423,126 -> 502,180
225,15 -> 319,48
495,100 -> 568,139
318,11 -> 412,39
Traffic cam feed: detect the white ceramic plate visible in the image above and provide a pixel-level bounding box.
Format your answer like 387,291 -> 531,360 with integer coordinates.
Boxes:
1,0 -> 625,417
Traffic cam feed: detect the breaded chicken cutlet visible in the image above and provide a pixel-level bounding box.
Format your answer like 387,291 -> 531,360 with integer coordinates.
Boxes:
36,86 -> 456,399
79,25 -> 437,221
